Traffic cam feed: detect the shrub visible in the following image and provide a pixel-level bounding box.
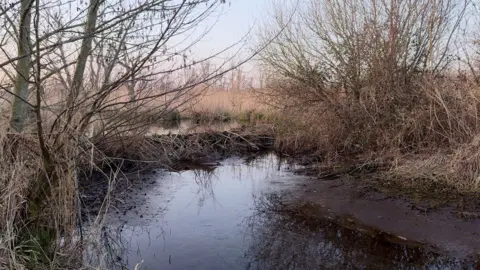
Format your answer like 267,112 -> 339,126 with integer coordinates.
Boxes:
164,109 -> 182,123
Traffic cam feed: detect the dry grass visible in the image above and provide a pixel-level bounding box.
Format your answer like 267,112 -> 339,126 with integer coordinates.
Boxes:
107,87 -> 271,128
389,134 -> 480,193
181,88 -> 267,118
0,113 -> 115,269
0,128 -> 70,268
267,75 -> 480,192
256,0 -> 480,195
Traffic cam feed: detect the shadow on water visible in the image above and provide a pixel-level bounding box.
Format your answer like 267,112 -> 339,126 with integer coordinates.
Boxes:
86,153 -> 477,269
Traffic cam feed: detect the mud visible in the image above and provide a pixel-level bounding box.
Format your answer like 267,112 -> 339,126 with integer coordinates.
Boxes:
282,176 -> 480,260
249,193 -> 477,269
79,169 -> 159,219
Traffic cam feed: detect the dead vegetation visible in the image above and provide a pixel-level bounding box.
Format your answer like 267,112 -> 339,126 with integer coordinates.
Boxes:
0,119 -> 84,269
0,0 -> 258,268
257,0 -> 480,196
183,88 -> 265,115
3,0 -> 480,267
93,124 -> 275,172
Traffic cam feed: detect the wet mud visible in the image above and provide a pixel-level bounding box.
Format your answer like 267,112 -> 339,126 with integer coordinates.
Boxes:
282,177 -> 480,261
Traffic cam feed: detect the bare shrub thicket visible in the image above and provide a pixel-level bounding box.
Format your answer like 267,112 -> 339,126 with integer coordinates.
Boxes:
0,0 -> 256,268
257,0 -> 480,188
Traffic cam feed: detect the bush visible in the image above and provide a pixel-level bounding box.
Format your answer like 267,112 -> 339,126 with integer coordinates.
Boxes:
164,109 -> 181,123
257,0 -> 480,191
271,75 -> 480,153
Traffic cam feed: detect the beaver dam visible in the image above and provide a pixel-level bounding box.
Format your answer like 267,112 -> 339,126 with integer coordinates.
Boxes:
78,124 -> 480,269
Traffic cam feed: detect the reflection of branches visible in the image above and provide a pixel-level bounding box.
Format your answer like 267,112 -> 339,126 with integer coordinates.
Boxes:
244,192 -> 471,269
242,152 -> 298,177
192,168 -> 218,209
85,224 -> 165,270
84,225 -> 128,269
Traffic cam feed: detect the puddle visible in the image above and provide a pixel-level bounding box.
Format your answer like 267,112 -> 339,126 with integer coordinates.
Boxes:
87,153 -> 478,269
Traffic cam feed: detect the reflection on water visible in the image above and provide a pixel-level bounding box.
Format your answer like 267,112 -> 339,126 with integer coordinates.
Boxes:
91,153 -> 477,269
148,119 -> 241,135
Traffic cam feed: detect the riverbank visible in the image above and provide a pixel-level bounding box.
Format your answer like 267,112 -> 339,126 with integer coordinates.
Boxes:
290,156 -> 480,214
279,174 -> 480,260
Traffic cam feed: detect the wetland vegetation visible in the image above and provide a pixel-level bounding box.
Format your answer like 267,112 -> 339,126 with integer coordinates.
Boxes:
1,0 -> 480,269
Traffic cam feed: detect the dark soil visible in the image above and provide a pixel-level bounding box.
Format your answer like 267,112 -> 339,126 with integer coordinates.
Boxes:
281,174 -> 480,261
78,170 -> 155,220
293,160 -> 480,213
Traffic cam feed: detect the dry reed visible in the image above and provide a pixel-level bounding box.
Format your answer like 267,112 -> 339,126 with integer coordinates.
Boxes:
267,74 -> 480,192
181,88 -> 267,117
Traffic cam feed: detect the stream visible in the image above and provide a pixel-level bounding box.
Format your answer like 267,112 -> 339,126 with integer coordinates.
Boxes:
86,153 -> 477,269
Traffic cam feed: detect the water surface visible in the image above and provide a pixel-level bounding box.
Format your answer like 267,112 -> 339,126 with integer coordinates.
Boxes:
95,153 -> 476,269
148,120 -> 240,135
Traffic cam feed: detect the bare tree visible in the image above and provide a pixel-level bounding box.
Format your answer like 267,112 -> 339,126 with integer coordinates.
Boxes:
9,0 -> 33,132
258,0 -> 467,108
0,0 -> 264,266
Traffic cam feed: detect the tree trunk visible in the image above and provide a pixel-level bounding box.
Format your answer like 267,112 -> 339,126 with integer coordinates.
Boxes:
9,0 -> 34,132
67,0 -> 101,109
128,75 -> 137,105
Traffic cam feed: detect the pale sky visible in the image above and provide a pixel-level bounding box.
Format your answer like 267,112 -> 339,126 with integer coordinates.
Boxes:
0,0 -> 273,86
191,0 -> 272,76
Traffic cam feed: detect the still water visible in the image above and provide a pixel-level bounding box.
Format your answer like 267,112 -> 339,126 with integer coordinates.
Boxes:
93,153 -> 475,270
147,120 -> 241,135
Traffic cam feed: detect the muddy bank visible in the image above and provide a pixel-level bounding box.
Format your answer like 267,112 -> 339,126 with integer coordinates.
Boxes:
280,175 -> 480,262
251,194 -> 478,269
